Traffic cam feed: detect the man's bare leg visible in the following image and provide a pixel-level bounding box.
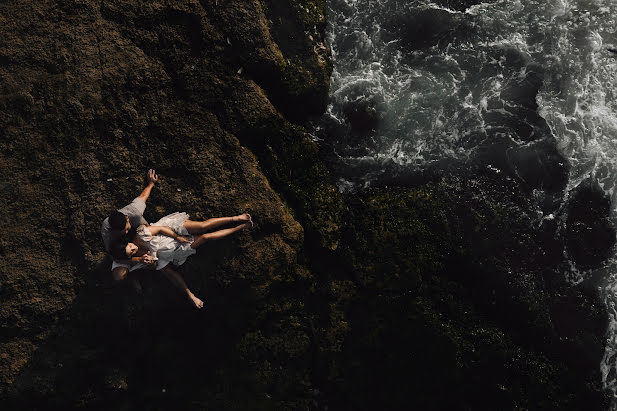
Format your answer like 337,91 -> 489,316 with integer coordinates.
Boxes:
183,213 -> 252,235
160,265 -> 204,309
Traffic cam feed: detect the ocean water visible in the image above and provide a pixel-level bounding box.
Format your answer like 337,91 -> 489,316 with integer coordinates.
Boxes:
316,0 -> 617,403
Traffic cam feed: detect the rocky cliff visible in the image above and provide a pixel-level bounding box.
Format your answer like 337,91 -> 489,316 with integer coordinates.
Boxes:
0,0 -> 613,409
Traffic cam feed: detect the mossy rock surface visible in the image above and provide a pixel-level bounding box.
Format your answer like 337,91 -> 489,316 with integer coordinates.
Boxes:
0,0 -> 334,408
316,173 -> 610,410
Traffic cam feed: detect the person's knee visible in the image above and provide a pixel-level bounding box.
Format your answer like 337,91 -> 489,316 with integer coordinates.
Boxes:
193,233 -> 211,246
112,267 -> 129,282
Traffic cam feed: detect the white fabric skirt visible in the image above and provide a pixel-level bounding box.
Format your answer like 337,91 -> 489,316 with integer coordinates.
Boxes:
146,212 -> 196,269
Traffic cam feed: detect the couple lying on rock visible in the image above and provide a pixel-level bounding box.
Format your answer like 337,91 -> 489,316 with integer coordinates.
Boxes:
101,169 -> 252,308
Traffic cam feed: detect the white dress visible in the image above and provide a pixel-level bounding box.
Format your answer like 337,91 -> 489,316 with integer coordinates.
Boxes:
136,212 -> 196,270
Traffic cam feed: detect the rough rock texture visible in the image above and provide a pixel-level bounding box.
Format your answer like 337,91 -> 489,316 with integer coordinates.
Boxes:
0,0 -> 337,408
321,173 -> 611,410
0,0 -> 613,410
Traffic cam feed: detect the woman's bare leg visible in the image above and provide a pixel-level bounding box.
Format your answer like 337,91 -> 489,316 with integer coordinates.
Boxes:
183,213 -> 252,235
160,265 -> 204,309
190,222 -> 251,249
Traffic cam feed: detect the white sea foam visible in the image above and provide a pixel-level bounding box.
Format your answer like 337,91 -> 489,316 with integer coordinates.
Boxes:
323,0 -> 617,406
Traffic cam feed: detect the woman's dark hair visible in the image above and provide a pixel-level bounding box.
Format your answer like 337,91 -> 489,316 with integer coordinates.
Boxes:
109,211 -> 127,230
111,238 -> 130,260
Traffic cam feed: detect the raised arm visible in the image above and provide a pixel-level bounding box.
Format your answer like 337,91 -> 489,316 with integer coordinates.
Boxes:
138,169 -> 159,203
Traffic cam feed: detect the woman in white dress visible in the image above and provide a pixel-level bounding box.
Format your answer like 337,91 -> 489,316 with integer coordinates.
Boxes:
111,212 -> 253,308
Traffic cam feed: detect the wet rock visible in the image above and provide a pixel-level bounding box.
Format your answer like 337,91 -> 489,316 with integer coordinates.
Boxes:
342,98 -> 379,135
327,174 -> 610,410
480,55 -> 553,143
565,179 -> 616,270
482,110 -> 535,140
391,8 -> 462,51
501,62 -> 544,111
506,140 -> 568,212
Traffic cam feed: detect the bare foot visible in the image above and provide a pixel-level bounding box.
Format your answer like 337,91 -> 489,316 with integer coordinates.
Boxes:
188,292 -> 204,309
235,213 -> 251,223
233,213 -> 253,228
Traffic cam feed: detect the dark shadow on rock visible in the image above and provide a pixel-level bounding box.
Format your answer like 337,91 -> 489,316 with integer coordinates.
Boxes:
564,178 -> 616,270
2,237 -> 258,409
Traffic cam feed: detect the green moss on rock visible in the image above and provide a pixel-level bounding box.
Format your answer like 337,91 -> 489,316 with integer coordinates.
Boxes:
316,173 -> 610,410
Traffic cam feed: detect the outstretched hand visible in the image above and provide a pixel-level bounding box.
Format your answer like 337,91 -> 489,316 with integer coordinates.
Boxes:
147,169 -> 159,185
138,170 -> 158,203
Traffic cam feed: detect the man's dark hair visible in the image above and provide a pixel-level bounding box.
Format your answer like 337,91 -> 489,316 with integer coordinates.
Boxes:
109,211 -> 126,230
126,227 -> 137,241
111,239 -> 129,261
